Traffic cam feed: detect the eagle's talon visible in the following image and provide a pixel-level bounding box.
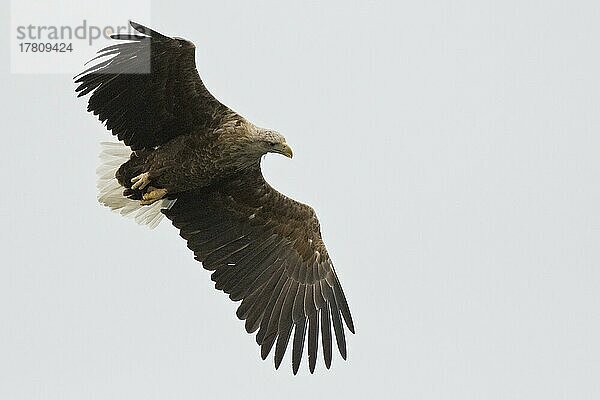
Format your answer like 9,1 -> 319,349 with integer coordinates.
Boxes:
131,172 -> 151,190
140,187 -> 168,206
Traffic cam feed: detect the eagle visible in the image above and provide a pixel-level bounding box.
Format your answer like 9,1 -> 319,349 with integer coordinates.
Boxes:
75,21 -> 354,374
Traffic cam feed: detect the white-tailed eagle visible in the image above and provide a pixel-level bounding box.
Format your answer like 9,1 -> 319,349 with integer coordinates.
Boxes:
75,21 -> 354,374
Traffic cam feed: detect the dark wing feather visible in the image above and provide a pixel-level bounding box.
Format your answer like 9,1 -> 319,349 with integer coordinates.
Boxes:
74,21 -> 228,150
163,167 -> 355,374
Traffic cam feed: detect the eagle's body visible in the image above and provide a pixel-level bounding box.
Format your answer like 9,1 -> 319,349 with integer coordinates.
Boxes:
116,115 -> 263,195
75,22 -> 354,374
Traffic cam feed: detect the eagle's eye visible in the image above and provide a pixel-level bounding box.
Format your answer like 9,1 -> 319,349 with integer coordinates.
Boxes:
268,141 -> 277,147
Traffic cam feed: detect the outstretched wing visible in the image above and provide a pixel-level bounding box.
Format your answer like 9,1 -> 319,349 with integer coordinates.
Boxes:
163,168 -> 355,374
75,21 -> 228,151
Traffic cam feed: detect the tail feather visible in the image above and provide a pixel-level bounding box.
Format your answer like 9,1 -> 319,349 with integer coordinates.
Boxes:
97,141 -> 175,229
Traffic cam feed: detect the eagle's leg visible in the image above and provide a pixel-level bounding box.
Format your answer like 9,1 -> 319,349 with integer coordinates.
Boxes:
140,186 -> 168,206
130,172 -> 152,190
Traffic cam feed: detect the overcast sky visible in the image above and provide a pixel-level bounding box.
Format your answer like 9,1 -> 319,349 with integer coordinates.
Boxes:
1,1 -> 600,399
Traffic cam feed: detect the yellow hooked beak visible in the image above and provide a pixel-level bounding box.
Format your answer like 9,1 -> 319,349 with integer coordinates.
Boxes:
277,142 -> 294,158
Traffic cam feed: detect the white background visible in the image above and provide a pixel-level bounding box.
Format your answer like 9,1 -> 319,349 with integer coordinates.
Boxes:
1,1 -> 599,399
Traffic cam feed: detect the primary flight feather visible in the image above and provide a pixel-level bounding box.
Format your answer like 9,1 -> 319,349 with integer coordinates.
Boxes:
75,21 -> 354,374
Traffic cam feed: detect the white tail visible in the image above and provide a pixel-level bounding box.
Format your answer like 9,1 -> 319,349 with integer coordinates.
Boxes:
96,141 -> 175,229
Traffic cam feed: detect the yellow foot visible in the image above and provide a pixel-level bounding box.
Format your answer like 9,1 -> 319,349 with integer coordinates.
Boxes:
140,187 -> 168,205
131,172 -> 151,190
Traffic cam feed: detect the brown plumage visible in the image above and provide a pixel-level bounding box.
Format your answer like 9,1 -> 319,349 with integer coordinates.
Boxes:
75,21 -> 354,374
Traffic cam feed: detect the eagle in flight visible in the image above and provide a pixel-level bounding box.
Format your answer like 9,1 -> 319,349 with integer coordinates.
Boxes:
75,21 -> 354,374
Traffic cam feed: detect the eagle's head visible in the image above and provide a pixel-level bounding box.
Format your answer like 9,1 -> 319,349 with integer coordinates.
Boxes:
256,128 -> 293,159
226,121 -> 294,168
